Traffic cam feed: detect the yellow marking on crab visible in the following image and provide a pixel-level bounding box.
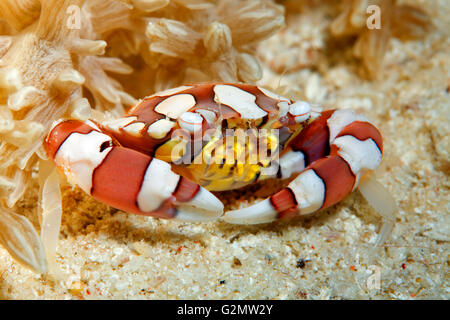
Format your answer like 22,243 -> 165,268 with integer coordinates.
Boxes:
154,138 -> 187,163
184,127 -> 280,191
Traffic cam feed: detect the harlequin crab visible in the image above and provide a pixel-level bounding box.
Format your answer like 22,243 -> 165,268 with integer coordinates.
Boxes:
44,83 -> 396,244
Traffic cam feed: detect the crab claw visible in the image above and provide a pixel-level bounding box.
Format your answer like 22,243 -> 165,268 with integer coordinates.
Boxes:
221,155 -> 361,225
172,179 -> 224,222
44,119 -> 223,222
221,199 -> 278,225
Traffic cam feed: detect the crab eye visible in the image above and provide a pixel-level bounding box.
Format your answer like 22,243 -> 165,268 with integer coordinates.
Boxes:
179,112 -> 203,132
288,101 -> 311,123
195,109 -> 216,124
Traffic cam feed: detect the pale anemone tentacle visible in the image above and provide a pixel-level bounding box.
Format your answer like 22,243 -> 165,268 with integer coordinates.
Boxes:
358,175 -> 397,247
38,159 -> 62,273
0,207 -> 47,274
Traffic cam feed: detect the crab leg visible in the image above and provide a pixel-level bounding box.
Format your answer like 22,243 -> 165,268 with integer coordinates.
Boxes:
222,109 -> 384,224
44,120 -> 223,221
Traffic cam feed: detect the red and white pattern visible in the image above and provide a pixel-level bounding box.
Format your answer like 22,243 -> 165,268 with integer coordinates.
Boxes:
44,83 -> 384,224
45,119 -> 223,221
